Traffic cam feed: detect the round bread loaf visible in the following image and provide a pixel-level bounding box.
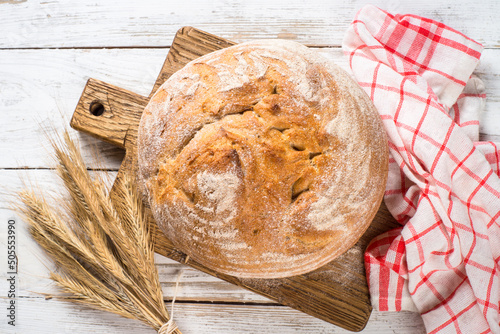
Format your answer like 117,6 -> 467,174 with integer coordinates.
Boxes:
137,39 -> 388,278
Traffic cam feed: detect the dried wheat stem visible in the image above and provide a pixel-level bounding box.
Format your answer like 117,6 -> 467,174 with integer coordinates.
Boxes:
16,130 -> 182,333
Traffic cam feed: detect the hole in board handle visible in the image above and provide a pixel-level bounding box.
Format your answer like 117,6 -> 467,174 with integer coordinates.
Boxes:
89,101 -> 105,116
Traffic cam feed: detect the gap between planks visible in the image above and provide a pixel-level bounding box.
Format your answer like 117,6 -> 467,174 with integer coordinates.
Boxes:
16,295 -> 278,306
2,44 -> 499,51
0,44 -> 342,50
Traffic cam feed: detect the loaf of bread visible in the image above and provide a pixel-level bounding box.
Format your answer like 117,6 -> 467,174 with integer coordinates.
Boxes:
137,39 -> 388,278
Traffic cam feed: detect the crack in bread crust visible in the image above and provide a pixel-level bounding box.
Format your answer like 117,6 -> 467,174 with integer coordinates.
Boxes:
137,39 -> 388,278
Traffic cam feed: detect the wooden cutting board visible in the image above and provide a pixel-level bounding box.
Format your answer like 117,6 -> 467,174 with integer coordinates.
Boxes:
70,26 -> 400,332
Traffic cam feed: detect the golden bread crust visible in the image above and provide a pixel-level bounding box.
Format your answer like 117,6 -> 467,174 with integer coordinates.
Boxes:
138,40 -> 388,278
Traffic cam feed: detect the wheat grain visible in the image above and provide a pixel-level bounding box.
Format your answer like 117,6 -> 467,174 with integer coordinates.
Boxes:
16,131 -> 181,334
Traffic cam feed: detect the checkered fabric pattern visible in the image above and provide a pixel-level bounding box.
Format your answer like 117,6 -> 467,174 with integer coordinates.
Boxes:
343,5 -> 500,333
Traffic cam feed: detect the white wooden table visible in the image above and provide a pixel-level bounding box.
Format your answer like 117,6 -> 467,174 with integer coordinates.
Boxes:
1,1 -> 498,333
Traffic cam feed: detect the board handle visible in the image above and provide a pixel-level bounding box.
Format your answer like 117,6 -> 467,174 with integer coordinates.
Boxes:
70,78 -> 149,149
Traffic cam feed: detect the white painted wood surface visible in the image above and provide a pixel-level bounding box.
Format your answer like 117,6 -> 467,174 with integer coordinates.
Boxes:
0,1 -> 498,333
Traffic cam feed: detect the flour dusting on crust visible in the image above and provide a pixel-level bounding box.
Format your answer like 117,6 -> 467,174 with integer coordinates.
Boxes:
137,39 -> 388,278
196,170 -> 240,221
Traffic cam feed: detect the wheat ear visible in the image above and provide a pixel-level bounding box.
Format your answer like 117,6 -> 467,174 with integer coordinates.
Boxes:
16,131 -> 182,334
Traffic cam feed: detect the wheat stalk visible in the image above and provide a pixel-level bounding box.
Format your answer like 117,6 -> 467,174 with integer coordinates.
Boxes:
16,131 -> 181,334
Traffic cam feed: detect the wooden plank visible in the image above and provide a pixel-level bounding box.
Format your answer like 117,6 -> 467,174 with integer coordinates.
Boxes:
0,298 -> 425,334
0,47 -> 166,170
1,47 -> 500,169
0,0 -> 498,48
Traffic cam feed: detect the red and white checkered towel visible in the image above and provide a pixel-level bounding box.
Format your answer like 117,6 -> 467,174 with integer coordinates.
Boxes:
343,5 -> 500,333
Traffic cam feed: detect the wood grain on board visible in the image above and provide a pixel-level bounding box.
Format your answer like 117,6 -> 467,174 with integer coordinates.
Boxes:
70,26 -> 400,332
